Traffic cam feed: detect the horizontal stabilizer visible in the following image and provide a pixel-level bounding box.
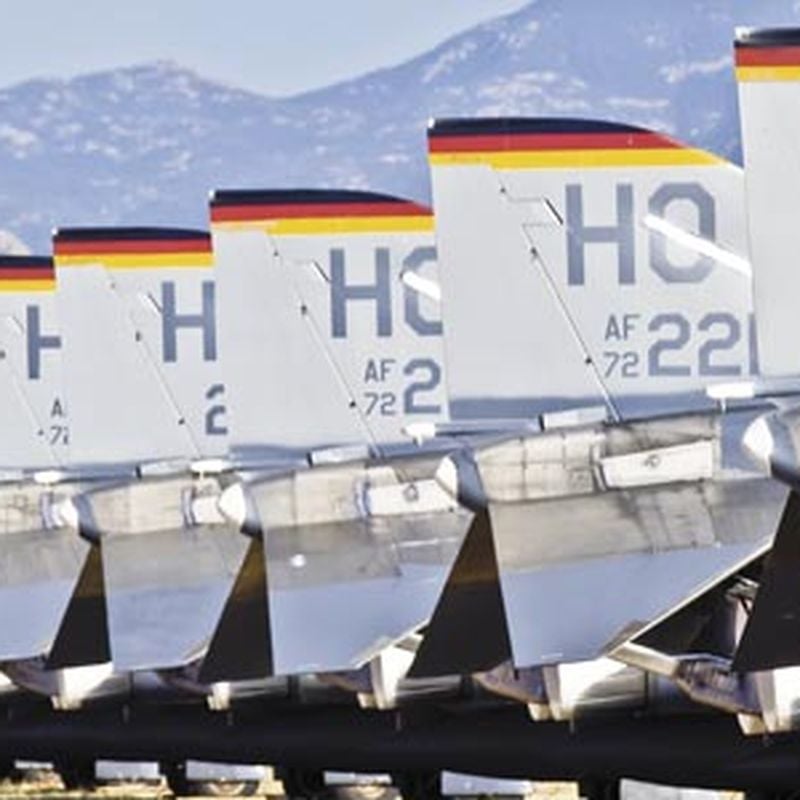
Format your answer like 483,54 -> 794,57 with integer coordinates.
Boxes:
0,528 -> 87,660
408,508 -> 510,678
734,491 -> 800,672
489,477 -> 782,668
102,522 -> 248,671
199,538 -> 272,683
635,556 -> 762,658
46,545 -> 110,668
247,464 -> 468,675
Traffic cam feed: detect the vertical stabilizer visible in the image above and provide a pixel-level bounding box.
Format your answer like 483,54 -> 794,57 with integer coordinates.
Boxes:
53,229 -> 214,466
429,118 -> 751,421
210,189 -> 446,452
0,256 -> 64,469
735,29 -> 800,377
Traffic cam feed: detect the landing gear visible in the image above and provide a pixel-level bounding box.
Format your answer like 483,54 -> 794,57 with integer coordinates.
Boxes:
188,780 -> 259,797
164,762 -> 259,797
278,767 -> 327,800
56,760 -> 96,791
578,779 -> 620,800
391,771 -> 442,800
327,784 -> 396,800
278,769 -> 397,800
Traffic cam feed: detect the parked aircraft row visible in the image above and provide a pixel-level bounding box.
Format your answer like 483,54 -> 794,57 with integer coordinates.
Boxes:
0,25 -> 797,800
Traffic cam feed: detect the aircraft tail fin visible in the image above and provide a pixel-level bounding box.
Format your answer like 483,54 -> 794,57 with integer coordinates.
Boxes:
0,256 -> 64,469
210,189 -> 446,453
735,28 -> 800,377
53,229 -> 211,466
210,188 -> 445,678
89,477 -> 249,672
429,117 -> 751,423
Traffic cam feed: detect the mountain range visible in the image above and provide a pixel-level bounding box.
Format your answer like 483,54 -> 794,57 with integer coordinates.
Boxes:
1,0 -> 799,252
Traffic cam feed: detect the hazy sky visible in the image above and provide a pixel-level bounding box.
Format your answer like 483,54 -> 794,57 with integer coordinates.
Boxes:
0,1 -> 528,95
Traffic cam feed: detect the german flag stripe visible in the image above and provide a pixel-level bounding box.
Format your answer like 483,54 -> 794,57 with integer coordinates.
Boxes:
217,217 -> 434,235
735,45 -> 800,67
212,218 -> 433,235
0,279 -> 55,292
428,148 -> 721,168
209,189 -> 432,232
211,188 -> 425,208
53,239 -> 211,255
53,231 -> 212,269
212,217 -> 432,234
210,201 -> 430,223
735,30 -> 800,80
427,117 -> 722,168
428,131 -> 682,153
736,65 -> 800,81
735,45 -> 800,81
0,267 -> 54,278
0,258 -> 55,291
53,227 -> 209,243
55,252 -> 214,268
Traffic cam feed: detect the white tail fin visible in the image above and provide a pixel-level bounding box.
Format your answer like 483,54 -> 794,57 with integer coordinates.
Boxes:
0,256 -> 64,469
210,189 -> 446,453
429,118 -> 752,421
735,28 -> 800,377
53,229 -> 215,466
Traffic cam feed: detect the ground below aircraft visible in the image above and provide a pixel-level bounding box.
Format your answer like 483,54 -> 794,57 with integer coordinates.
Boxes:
0,689 -> 796,800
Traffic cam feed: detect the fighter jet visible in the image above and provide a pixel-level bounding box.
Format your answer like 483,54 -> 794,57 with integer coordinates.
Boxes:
45,204 -> 459,695
716,27 -> 800,689
0,254 -> 133,707
201,189 -> 466,694
409,114 -> 781,680
203,124 -> 786,724
3,32 -> 800,800
23,86 -> 790,738
0,231 -> 239,707
403,30 -> 800,740
49,227 -> 250,676
44,168 -> 760,706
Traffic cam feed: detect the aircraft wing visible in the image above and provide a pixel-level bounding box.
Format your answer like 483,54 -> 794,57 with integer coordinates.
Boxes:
71,475 -> 249,672
101,522 -> 248,670
264,511 -> 469,675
